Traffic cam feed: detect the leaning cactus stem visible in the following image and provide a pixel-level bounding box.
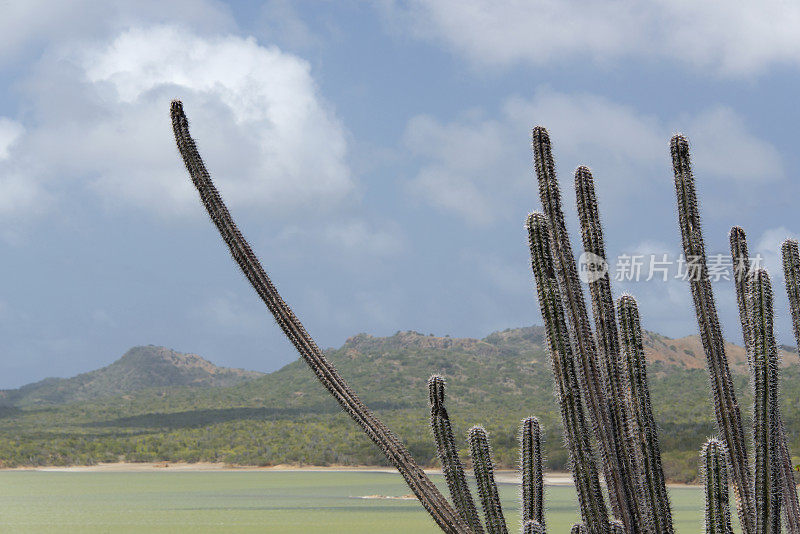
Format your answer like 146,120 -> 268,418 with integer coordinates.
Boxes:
527,211 -> 609,534
748,269 -> 782,534
469,426 -> 508,534
171,100 -> 468,534
520,417 -> 544,530
671,134 -> 755,534
702,439 -> 734,534
429,375 -> 485,534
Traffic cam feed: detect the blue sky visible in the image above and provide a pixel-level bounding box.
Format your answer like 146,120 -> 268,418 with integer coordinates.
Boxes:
2,1 -> 800,388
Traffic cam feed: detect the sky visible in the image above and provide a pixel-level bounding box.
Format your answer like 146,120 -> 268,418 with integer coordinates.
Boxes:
2,1 -> 800,388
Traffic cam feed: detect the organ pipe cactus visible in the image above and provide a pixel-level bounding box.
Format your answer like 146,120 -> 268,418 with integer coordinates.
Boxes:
527,211 -> 609,534
533,127 -> 638,533
469,426 -> 508,534
616,295 -> 673,533
173,100 -> 800,533
671,134 -> 756,534
734,230 -> 800,531
523,521 -> 546,534
520,416 -> 544,529
170,100 -> 469,534
748,269 -> 782,534
429,375 -> 485,533
574,167 -> 643,532
703,438 -> 734,534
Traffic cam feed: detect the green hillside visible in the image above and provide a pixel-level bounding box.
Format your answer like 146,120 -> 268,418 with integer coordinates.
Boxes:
0,346 -> 263,406
1,327 -> 798,483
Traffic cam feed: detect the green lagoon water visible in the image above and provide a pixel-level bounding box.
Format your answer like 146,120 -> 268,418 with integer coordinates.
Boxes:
0,471 -> 714,533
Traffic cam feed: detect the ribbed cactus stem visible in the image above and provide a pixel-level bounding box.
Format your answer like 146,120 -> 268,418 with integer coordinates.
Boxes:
671,134 -> 755,534
571,525 -> 586,534
469,426 -> 508,534
520,417 -> 544,530
617,295 -> 673,534
532,126 -> 636,532
608,520 -> 624,534
730,226 -> 754,367
575,165 -> 644,532
748,269 -> 782,534
170,101 -> 468,534
783,239 -> 800,353
522,521 -> 545,534
702,439 -> 733,534
527,212 -> 609,534
429,375 -> 485,534
739,232 -> 800,532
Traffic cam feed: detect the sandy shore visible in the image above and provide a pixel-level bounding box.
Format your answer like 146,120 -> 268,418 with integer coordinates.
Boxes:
1,462 -> 699,487
2,461 -> 572,483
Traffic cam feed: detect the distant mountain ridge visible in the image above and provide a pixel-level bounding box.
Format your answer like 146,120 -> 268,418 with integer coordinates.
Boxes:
1,345 -> 263,406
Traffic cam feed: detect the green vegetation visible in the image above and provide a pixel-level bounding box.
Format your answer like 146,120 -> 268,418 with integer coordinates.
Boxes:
1,326 -> 799,486
0,470 -> 729,533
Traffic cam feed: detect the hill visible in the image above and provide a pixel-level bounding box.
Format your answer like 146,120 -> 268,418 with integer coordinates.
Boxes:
0,345 -> 262,406
0,327 -> 798,483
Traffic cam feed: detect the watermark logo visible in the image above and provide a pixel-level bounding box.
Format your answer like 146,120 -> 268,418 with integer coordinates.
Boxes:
579,252 -> 609,283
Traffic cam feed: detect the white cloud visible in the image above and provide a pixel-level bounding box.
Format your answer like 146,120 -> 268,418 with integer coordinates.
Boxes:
386,0 -> 800,76
0,25 -> 353,218
756,227 -> 800,278
403,88 -> 783,224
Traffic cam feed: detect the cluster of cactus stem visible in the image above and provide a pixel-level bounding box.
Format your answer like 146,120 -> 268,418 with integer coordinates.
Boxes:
171,99 -> 800,533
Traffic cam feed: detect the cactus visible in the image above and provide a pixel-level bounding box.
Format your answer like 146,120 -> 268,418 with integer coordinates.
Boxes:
533,126 -> 639,532
571,525 -> 586,534
527,211 -> 609,534
574,165 -> 645,532
617,295 -> 673,534
671,134 -> 756,534
520,417 -> 544,530
522,521 -> 545,534
735,231 -> 800,531
702,438 -> 734,534
608,521 -> 624,534
469,426 -> 508,534
170,100 -> 469,534
429,375 -> 485,534
748,269 -> 782,534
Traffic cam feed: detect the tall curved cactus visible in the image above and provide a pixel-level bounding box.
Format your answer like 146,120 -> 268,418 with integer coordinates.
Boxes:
170,100 -> 469,534
671,134 -> 756,534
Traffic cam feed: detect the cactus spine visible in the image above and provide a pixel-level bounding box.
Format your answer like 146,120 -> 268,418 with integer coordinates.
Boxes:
527,211 -> 609,534
617,295 -> 673,533
469,426 -> 508,534
532,126 -> 638,532
170,101 -> 469,534
735,231 -> 800,531
671,134 -> 755,534
429,375 -> 485,534
748,269 -> 782,534
520,417 -> 544,530
782,239 -> 800,355
703,438 -> 734,534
